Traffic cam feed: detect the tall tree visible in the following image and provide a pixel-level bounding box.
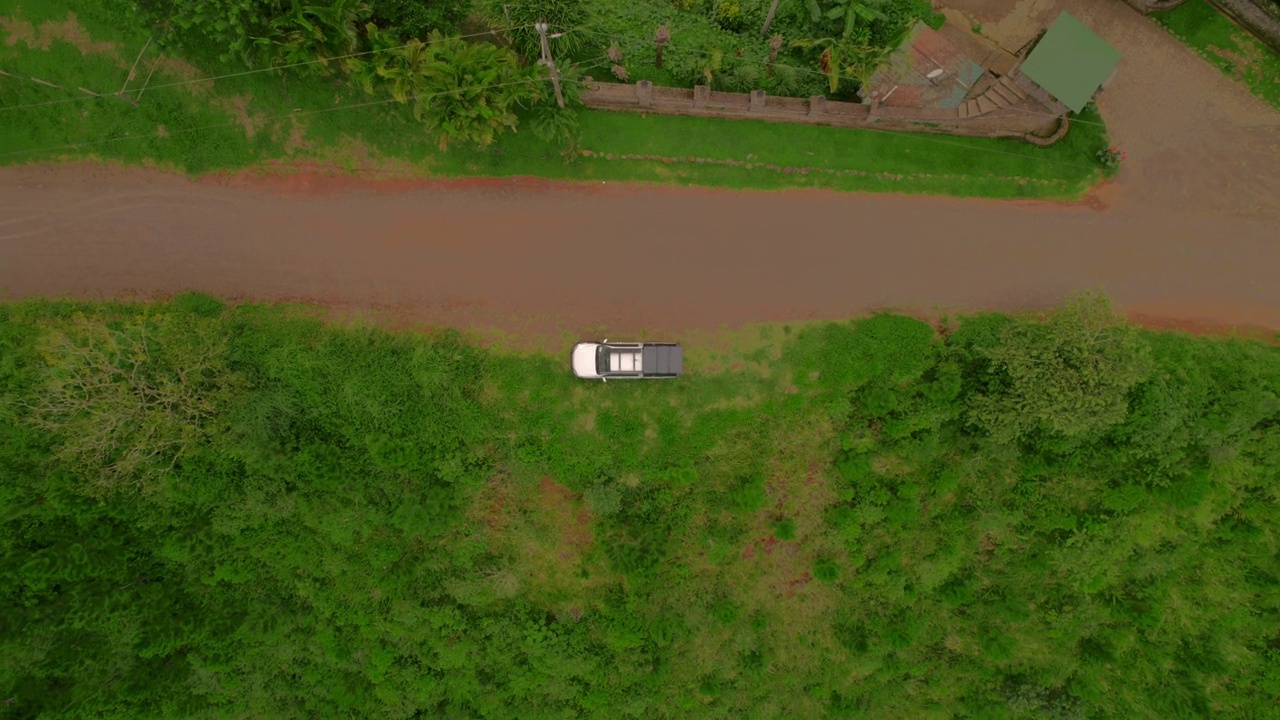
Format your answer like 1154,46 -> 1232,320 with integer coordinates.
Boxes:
29,310 -> 244,499
967,293 -> 1155,444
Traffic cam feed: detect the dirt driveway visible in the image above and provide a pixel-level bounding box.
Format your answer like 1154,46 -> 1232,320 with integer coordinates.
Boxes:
1,1 -> 1278,342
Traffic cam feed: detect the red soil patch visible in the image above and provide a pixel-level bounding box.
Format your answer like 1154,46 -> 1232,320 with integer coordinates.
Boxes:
473,474 -> 517,534
1126,313 -> 1279,342
201,164 -> 628,199
785,571 -> 812,598
759,535 -> 780,556
1,14 -> 118,56
538,477 -> 594,561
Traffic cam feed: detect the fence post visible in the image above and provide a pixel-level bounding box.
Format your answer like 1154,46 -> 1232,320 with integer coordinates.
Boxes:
749,89 -> 766,113
637,80 -> 653,109
693,84 -> 709,110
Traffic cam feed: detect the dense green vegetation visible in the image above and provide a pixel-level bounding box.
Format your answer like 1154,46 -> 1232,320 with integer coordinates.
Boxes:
0,0 -> 1113,198
1154,0 -> 1280,111
554,0 -> 941,100
3,294 -> 1279,718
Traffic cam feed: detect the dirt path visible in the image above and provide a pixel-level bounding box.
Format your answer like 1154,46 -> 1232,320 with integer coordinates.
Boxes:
1,1 -> 1278,343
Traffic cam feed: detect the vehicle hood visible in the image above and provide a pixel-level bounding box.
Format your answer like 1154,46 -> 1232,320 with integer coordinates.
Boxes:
571,343 -> 601,378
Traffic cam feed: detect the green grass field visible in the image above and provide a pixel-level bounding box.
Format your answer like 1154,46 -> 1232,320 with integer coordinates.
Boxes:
0,1 -> 1110,199
2,294 -> 1279,717
1154,0 -> 1280,111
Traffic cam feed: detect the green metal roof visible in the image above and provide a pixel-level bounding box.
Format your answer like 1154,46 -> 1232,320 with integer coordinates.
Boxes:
1019,12 -> 1121,113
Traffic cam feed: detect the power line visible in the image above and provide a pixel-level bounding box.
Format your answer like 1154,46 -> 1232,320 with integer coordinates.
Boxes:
0,56 -> 614,160
564,23 -> 835,83
0,24 -> 536,114
1,16 -> 1099,176
1,62 -> 1098,174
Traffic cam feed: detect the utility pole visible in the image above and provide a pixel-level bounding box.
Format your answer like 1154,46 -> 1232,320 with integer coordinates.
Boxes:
117,34 -> 153,104
535,21 -> 566,109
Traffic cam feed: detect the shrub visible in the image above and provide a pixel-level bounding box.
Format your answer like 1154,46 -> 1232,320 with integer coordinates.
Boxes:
710,599 -> 740,624
1096,146 -> 1126,170
648,614 -> 685,646
584,482 -> 623,516
813,556 -> 840,582
170,292 -> 226,318
729,473 -> 768,512
772,517 -> 796,540
713,1 -> 747,32
967,293 -> 1154,444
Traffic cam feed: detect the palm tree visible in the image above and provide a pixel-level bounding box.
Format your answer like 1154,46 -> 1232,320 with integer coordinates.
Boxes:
697,47 -> 725,89
377,39 -> 437,107
414,31 -> 541,150
345,22 -> 397,94
310,0 -> 371,57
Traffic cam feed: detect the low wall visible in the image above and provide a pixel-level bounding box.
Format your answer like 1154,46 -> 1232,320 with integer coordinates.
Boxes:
580,80 -> 1064,145
1208,0 -> 1280,54
1122,0 -> 1191,12
1128,0 -> 1280,54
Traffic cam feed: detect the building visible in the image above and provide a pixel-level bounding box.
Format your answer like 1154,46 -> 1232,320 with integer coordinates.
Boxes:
1017,12 -> 1122,114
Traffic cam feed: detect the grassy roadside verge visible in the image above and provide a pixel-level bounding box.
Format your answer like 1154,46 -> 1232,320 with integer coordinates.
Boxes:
2,294 -> 1279,717
1152,0 -> 1280,111
1,1 -> 1109,199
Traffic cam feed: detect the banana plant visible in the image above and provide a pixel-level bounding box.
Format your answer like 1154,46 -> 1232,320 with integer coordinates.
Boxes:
249,0 -> 372,74
804,0 -> 887,38
792,31 -> 900,94
790,36 -> 841,93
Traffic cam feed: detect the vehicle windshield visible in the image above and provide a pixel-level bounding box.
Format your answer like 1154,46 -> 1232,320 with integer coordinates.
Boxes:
596,345 -> 610,375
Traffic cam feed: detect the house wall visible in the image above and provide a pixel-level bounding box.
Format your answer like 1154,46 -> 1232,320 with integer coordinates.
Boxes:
580,80 -> 1065,145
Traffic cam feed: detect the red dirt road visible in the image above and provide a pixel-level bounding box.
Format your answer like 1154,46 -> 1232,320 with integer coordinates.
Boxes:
2,0 -> 1280,338
1,161 -> 1278,342
2,1 -> 1279,341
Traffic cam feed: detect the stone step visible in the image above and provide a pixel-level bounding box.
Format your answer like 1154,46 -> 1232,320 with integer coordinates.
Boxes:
989,83 -> 1019,107
958,100 -> 971,119
999,75 -> 1028,100
976,96 -> 997,114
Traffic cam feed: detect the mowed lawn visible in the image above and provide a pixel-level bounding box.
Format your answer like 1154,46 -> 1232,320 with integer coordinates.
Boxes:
1,0 -> 1110,199
568,107 -> 1109,198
